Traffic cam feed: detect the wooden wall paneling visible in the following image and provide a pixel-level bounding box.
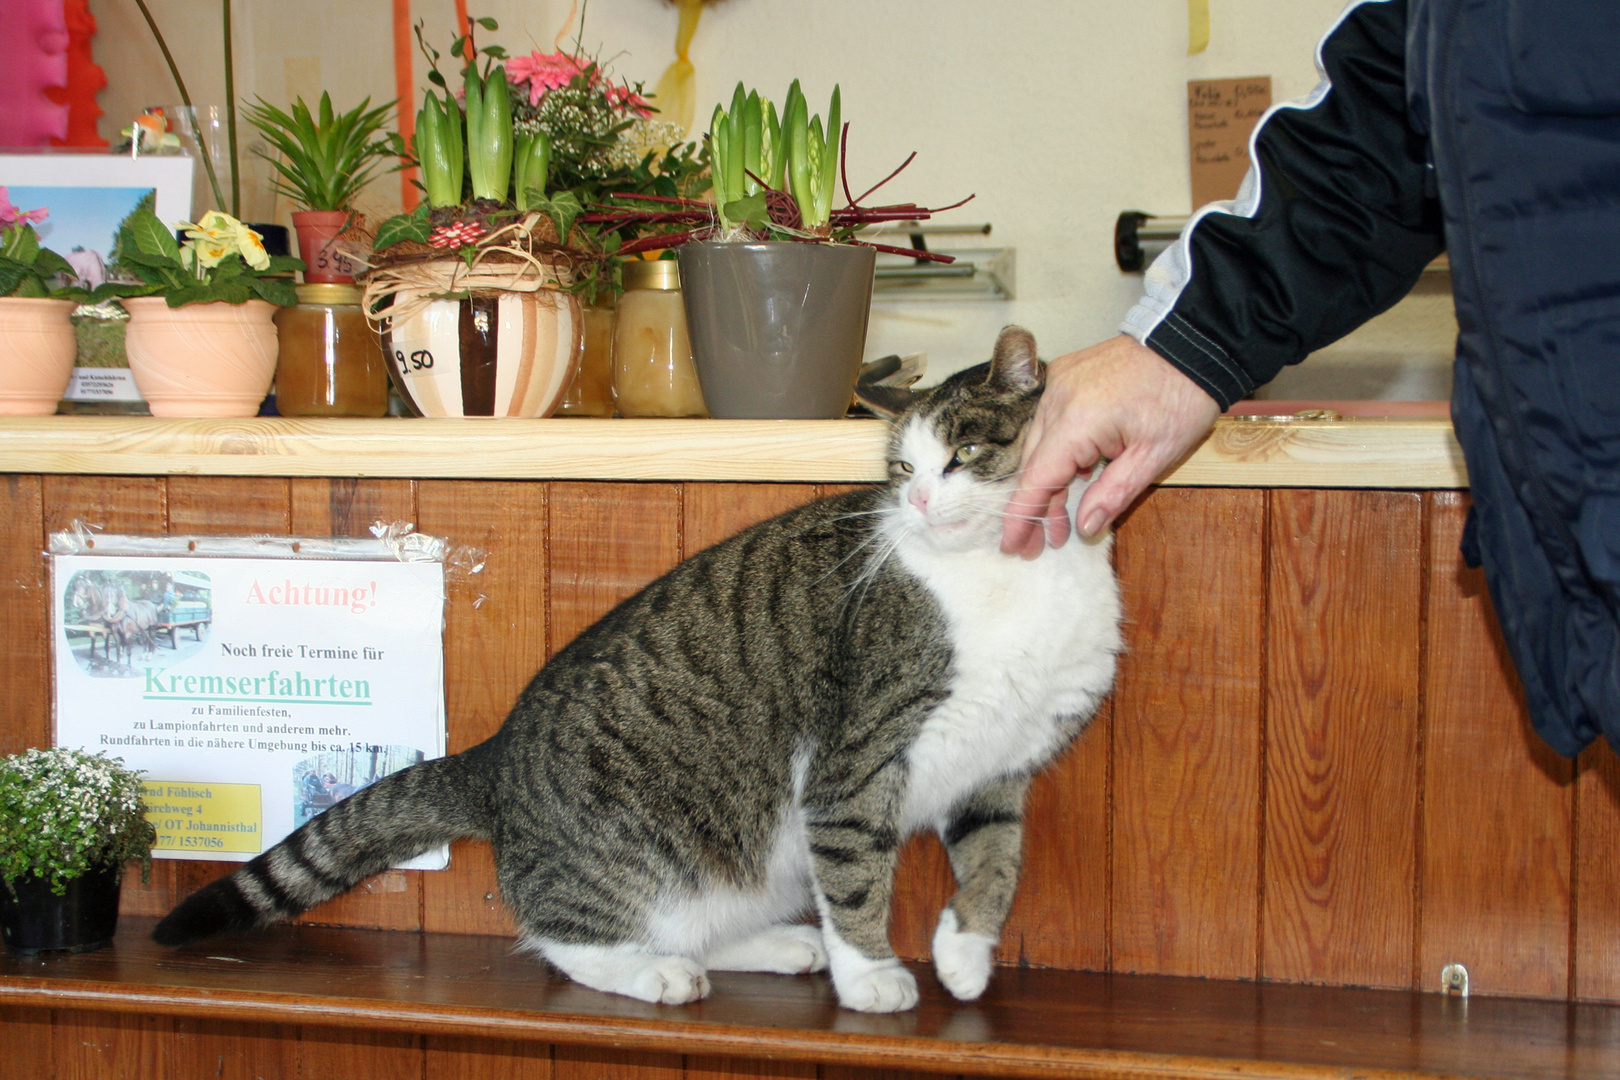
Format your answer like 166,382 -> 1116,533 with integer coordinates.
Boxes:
418,480 -> 548,937
1110,487 -> 1265,979
40,476 -> 171,917
0,1006 -> 53,1080
52,1009 -> 169,1080
288,478 -> 424,932
1576,742 -> 1620,1001
821,1068 -> 959,1080
1263,490 -> 1422,988
426,1035 -> 553,1079
684,1056 -> 815,1079
681,482 -> 820,555
548,481 -> 682,653
1423,492 -> 1573,999
0,476 -> 47,757
295,1027 -> 424,1080
170,1016 -> 297,1079
553,1046 -> 682,1080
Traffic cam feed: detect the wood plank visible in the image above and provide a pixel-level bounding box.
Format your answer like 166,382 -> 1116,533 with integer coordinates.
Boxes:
418,480 -> 549,937
1420,492 -> 1573,998
170,1015 -> 297,1080
12,919 -> 1620,1080
289,478 -> 424,933
0,1006 -> 52,1080
1577,742 -> 1620,1002
553,1046 -> 681,1080
41,476 -> 171,918
681,482 -> 820,556
297,1026 -> 423,1080
0,476 -> 47,758
1111,487 -> 1264,979
53,1009 -> 169,1080
426,1035 -> 553,1079
0,415 -> 1469,488
684,1056 -> 814,1079
1264,490 -> 1422,988
548,481 -> 682,654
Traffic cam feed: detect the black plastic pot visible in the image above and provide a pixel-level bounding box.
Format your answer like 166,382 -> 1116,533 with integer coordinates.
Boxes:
676,241 -> 876,419
0,863 -> 122,955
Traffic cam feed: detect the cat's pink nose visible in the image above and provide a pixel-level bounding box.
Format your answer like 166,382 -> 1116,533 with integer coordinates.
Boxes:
909,487 -> 930,514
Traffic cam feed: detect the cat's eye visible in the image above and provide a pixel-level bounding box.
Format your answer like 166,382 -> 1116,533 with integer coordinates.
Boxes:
891,460 -> 914,476
953,444 -> 986,466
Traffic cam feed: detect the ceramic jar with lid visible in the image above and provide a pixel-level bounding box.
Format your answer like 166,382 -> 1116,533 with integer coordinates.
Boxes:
612,260 -> 707,418
272,283 -> 389,417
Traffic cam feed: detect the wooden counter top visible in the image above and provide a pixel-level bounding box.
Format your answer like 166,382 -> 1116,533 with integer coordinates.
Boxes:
0,414 -> 1467,487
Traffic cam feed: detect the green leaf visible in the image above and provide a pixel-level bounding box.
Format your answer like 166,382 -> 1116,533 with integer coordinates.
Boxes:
90,281 -> 163,303
476,16 -> 498,30
249,276 -> 299,306
33,247 -> 74,279
374,205 -> 432,249
0,257 -> 30,297
4,223 -> 39,264
213,280 -> 254,305
723,193 -> 769,232
10,271 -> 48,298
538,189 -> 584,244
124,209 -> 181,264
164,285 -> 214,308
264,255 -> 307,275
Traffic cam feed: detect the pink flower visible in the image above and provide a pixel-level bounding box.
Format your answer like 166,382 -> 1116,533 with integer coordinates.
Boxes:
605,83 -> 654,118
0,187 -> 48,229
506,51 -> 588,107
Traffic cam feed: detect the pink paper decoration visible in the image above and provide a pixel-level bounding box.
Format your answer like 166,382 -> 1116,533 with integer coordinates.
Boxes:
0,0 -> 72,147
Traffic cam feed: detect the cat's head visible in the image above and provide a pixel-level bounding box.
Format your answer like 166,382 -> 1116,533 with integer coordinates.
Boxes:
855,326 -> 1045,551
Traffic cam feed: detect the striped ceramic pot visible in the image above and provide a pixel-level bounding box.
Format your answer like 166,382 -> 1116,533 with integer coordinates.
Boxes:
378,289 -> 582,418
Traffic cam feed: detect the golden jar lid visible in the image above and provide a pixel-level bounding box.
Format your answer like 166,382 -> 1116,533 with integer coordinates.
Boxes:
295,283 -> 363,305
620,259 -> 681,291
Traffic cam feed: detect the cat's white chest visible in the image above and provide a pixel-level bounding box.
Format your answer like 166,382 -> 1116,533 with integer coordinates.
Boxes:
895,535 -> 1121,833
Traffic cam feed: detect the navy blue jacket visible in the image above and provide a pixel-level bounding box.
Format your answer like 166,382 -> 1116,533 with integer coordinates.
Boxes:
1123,0 -> 1620,757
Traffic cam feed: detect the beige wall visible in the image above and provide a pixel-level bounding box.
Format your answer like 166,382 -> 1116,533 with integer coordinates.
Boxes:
87,0 -> 1454,391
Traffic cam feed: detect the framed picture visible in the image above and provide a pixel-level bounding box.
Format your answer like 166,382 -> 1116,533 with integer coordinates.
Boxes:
0,153 -> 195,410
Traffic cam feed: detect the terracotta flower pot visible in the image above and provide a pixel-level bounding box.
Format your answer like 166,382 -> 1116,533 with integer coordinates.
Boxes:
123,297 -> 279,418
0,297 -> 77,415
676,241 -> 875,419
378,288 -> 582,417
0,862 -> 122,955
291,209 -> 356,284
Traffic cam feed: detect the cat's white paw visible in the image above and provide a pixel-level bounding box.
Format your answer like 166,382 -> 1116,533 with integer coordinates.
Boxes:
932,907 -> 996,1001
627,955 -> 712,1005
707,924 -> 828,974
535,939 -> 711,1005
836,961 -> 920,1013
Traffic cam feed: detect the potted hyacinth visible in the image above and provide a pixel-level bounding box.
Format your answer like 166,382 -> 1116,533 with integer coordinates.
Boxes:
0,188 -> 89,415
363,17 -> 705,418
586,81 -> 969,419
0,748 -> 155,955
95,208 -> 303,416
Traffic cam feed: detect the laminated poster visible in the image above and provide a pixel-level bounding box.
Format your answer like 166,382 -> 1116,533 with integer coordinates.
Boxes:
51,540 -> 449,869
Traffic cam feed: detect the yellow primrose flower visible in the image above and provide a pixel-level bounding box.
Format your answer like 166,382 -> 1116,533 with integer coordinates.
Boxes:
180,212 -> 242,270
233,222 -> 270,271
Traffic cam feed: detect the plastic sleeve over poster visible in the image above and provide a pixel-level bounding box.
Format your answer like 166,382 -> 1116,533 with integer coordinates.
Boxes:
48,529 -> 450,870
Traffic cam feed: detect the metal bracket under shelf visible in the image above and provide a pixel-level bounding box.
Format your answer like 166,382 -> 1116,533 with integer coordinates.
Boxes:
860,221 -> 1015,301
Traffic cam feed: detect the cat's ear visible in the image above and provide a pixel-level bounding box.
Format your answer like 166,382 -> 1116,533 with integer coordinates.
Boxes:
854,384 -> 923,419
988,325 -> 1043,392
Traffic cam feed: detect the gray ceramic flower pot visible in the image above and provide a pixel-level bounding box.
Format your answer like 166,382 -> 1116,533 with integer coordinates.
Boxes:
676,241 -> 875,419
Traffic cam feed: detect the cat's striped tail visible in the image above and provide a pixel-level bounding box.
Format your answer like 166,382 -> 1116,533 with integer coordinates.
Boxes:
152,747 -> 495,947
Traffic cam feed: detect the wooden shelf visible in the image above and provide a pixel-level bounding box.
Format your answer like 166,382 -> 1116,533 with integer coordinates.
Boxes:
0,415 -> 1467,488
2,918 -> 1616,1079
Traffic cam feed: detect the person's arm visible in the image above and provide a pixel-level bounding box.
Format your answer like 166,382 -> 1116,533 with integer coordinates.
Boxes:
1005,0 -> 1445,554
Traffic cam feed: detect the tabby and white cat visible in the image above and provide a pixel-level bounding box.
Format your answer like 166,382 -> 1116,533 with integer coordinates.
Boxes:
154,326 -> 1122,1013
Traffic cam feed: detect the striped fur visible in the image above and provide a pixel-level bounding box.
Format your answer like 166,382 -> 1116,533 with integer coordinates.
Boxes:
154,326 -> 1121,1014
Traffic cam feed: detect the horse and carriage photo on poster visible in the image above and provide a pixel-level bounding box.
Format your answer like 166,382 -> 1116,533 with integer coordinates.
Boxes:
62,569 -> 213,677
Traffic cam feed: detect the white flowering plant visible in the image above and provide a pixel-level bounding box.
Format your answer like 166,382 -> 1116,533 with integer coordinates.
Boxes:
93,208 -> 303,309
0,748 -> 155,896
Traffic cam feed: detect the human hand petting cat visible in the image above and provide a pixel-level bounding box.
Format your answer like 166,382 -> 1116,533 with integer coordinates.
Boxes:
1001,334 -> 1221,558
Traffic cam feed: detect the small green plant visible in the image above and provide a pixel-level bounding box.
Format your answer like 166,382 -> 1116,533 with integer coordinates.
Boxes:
0,748 -> 155,896
96,209 -> 302,309
242,92 -> 398,212
0,188 -> 87,300
710,80 -> 839,234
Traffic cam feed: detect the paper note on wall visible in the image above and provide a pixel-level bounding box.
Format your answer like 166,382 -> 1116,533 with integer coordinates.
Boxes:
1188,77 -> 1272,209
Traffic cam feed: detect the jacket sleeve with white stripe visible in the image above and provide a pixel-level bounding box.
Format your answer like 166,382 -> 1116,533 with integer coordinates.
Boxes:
1121,0 -> 1445,408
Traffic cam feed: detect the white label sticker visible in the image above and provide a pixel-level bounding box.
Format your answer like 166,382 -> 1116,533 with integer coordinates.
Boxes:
65,367 -> 146,402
